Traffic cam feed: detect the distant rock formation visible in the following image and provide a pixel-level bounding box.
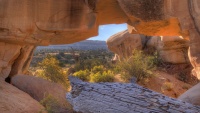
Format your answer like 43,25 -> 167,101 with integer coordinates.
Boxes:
107,30 -> 189,64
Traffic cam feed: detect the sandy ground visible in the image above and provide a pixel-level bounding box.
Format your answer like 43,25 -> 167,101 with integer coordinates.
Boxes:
114,70 -> 192,98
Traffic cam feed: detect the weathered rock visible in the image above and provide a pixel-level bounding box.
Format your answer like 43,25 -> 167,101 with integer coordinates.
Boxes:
0,0 -> 129,45
107,30 -> 143,59
0,42 -> 35,79
11,75 -> 73,113
2,0 -> 200,112
107,30 -> 189,64
0,0 -> 200,77
67,76 -> 200,113
178,83 -> 200,105
147,36 -> 189,64
0,79 -> 45,113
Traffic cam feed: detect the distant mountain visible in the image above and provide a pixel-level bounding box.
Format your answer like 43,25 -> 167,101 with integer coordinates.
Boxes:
36,40 -> 108,50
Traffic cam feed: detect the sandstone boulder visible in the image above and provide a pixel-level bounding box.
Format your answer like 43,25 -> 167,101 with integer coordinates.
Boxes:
0,79 -> 45,113
107,30 -> 189,64
11,75 -> 73,113
178,83 -> 200,105
147,36 -> 189,64
107,30 -> 143,59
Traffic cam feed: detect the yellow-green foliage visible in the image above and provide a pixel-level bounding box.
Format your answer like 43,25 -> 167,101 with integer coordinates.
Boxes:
119,50 -> 156,82
73,65 -> 114,83
91,65 -> 104,74
40,94 -> 60,113
90,70 -> 114,83
38,55 -> 69,90
73,69 -> 90,81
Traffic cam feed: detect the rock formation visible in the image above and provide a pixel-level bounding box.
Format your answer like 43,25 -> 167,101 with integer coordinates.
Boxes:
1,0 -> 200,112
11,75 -> 74,113
178,83 -> 200,105
148,36 -> 189,64
107,30 -> 143,59
67,76 -> 200,113
0,80 -> 45,113
0,0 -> 200,79
107,30 -> 189,64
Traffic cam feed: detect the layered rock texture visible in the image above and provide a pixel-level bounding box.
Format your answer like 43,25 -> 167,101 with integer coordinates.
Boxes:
106,30 -> 143,59
0,0 -> 200,78
0,42 -> 35,80
107,30 -> 189,64
67,76 -> 200,113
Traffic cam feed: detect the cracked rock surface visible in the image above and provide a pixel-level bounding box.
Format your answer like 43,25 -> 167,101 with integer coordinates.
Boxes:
67,76 -> 200,113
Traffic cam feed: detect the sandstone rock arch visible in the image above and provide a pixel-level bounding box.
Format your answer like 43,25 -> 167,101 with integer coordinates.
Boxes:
1,0 -> 200,112
1,0 -> 200,79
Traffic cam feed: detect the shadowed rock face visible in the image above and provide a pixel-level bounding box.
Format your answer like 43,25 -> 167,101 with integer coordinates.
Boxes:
0,79 -> 45,113
11,75 -> 73,113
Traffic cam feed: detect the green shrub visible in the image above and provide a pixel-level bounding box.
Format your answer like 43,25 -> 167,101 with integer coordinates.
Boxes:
90,70 -> 114,82
91,65 -> 104,74
73,69 -> 90,81
118,50 -> 156,82
74,58 -> 105,71
37,55 -> 69,90
40,94 -> 60,113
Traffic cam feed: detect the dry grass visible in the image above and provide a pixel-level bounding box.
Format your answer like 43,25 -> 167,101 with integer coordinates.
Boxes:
162,82 -> 173,91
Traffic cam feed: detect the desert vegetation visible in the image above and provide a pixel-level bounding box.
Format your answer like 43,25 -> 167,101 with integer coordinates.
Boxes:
26,40 -> 199,112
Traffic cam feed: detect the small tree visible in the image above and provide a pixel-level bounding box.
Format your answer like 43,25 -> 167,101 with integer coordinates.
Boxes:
90,70 -> 114,83
118,50 -> 156,82
73,70 -> 90,81
38,55 -> 69,90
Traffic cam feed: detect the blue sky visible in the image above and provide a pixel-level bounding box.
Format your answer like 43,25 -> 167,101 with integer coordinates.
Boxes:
88,23 -> 127,41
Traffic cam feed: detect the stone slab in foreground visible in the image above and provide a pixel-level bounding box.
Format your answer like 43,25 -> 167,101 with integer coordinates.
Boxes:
66,76 -> 200,113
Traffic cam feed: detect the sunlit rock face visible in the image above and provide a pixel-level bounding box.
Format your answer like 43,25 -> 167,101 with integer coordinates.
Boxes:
148,36 -> 189,64
0,0 -> 129,45
107,30 -> 143,59
0,0 -> 198,78
1,0 -> 200,79
107,30 -> 189,64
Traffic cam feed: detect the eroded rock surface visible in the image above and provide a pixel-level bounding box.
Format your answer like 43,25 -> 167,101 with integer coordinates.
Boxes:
0,42 -> 35,79
107,30 -> 143,59
107,30 -> 189,64
0,0 -> 200,77
67,76 -> 200,113
148,36 -> 189,64
0,79 -> 45,113
1,0 -> 200,112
